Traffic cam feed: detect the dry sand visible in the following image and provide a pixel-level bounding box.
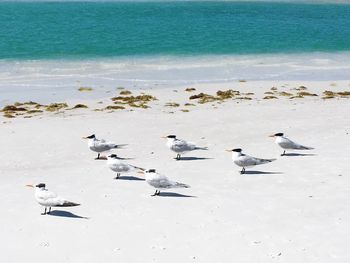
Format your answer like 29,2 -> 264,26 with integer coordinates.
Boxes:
1,80 -> 350,262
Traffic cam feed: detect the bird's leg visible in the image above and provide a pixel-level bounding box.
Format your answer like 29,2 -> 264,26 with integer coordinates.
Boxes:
281,150 -> 286,156
41,207 -> 47,215
114,173 -> 120,180
176,154 -> 181,160
95,153 -> 100,160
151,190 -> 158,196
240,167 -> 245,174
156,190 -> 160,196
47,207 -> 51,214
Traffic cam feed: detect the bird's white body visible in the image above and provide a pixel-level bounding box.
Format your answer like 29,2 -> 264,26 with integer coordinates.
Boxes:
88,137 -> 118,153
166,137 -> 197,154
274,136 -> 313,150
34,187 -> 77,208
145,171 -> 189,190
107,156 -> 139,175
232,151 -> 274,168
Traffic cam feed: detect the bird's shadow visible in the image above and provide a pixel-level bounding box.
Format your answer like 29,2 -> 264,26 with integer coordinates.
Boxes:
282,153 -> 316,157
243,170 -> 283,175
177,157 -> 214,161
115,176 -> 145,181
157,192 -> 196,198
48,210 -> 89,219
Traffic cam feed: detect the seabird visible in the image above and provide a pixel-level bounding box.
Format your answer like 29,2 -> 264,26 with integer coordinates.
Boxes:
227,148 -> 276,174
26,183 -> 80,215
83,134 -> 122,159
139,169 -> 190,196
163,135 -> 207,160
107,154 -> 144,179
269,133 -> 314,156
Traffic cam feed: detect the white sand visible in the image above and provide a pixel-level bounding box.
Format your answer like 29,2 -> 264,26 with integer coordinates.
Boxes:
1,80 -> 350,262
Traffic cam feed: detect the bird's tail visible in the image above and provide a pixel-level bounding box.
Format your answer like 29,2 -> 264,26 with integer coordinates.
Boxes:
194,146 -> 208,150
298,145 -> 314,150
174,182 -> 190,188
114,144 -> 128,149
132,165 -> 145,171
258,158 -> 276,164
58,201 -> 80,207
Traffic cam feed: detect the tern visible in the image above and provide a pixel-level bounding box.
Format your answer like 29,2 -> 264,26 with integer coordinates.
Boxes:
83,134 -> 123,159
139,169 -> 190,196
269,133 -> 314,156
227,148 -> 276,174
107,154 -> 144,179
163,135 -> 208,160
26,183 -> 80,215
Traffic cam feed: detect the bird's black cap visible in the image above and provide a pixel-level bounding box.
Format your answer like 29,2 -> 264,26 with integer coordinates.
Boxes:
86,134 -> 96,139
274,133 -> 284,137
36,183 -> 46,188
167,135 -> 176,139
232,148 -> 242,152
108,154 -> 118,158
147,169 -> 156,173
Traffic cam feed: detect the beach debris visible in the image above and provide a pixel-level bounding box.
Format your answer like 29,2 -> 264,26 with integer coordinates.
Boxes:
271,87 -> 278,91
279,91 -> 293,97
185,88 -> 196,92
235,97 -> 252,100
297,91 -> 318,97
119,90 -> 132,95
78,87 -> 93,92
71,104 -> 89,109
3,112 -> 15,118
111,94 -> 156,108
238,79 -> 247,82
45,103 -> 69,112
181,109 -> 190,112
26,110 -> 43,114
184,103 -> 196,106
263,96 -> 278,99
293,85 -> 308,91
165,102 -> 180,107
1,105 -> 27,112
322,90 -> 350,99
105,105 -> 125,110
216,89 -> 240,99
264,91 -> 275,95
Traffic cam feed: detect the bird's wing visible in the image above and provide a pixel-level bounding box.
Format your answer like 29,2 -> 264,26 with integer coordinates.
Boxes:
240,154 -> 275,166
94,141 -> 116,151
110,162 -> 133,172
172,139 -> 195,151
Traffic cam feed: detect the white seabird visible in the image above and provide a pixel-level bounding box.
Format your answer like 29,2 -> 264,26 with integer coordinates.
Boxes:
26,183 -> 80,215
269,133 -> 314,156
227,148 -> 276,174
83,134 -> 122,159
107,154 -> 144,179
163,135 -> 207,160
139,169 -> 190,196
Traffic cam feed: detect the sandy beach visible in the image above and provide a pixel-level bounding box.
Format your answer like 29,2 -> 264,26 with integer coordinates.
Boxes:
1,79 -> 350,262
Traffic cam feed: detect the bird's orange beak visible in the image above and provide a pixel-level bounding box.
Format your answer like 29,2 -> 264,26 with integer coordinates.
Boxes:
82,136 -> 88,139
137,171 -> 144,175
225,149 -> 232,152
161,136 -> 167,139
26,184 -> 34,188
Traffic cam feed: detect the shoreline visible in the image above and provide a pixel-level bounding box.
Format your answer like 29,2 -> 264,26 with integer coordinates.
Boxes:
1,52 -> 350,106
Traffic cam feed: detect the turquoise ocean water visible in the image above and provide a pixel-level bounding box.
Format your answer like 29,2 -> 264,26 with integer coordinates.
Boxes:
1,1 -> 350,59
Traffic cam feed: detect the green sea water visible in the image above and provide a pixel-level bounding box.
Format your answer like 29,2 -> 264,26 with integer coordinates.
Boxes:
1,1 -> 350,59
